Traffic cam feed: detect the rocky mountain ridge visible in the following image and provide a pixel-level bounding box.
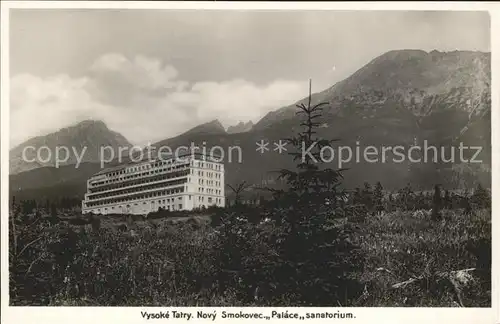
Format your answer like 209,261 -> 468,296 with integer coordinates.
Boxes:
9,49 -> 492,201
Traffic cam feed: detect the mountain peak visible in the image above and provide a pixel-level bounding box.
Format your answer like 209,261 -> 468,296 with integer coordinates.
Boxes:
254,49 -> 490,130
10,119 -> 131,174
330,49 -> 490,96
227,120 -> 254,134
74,119 -> 108,129
183,119 -> 227,136
376,49 -> 428,61
58,119 -> 110,134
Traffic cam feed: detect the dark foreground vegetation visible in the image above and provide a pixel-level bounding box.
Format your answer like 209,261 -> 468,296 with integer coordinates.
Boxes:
8,184 -> 491,307
9,87 -> 491,307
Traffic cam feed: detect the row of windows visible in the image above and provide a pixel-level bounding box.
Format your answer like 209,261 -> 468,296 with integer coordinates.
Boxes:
195,162 -> 222,171
91,165 -> 222,190
87,192 -> 225,213
92,164 -> 190,187
197,187 -> 222,195
206,171 -> 221,179
89,180 -> 225,203
86,195 -> 182,208
105,158 -> 189,178
86,186 -> 185,206
206,188 -> 220,195
102,159 -> 222,181
90,202 -> 183,214
198,196 -> 222,204
91,197 -> 183,208
197,179 -> 222,187
196,170 -> 222,178
90,171 -> 189,194
86,192 -> 224,209
207,180 -> 220,187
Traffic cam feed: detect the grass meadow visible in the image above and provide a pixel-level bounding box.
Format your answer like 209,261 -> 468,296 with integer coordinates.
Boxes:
9,199 -> 491,307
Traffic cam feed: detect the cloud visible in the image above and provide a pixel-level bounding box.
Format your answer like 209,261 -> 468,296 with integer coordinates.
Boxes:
90,53 -> 179,90
10,73 -> 104,147
10,53 -> 306,148
184,79 -> 306,122
86,53 -> 181,108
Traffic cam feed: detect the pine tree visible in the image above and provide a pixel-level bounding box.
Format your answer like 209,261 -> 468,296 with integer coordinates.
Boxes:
431,184 -> 442,221
271,80 -> 362,305
361,182 -> 373,210
463,194 -> 473,216
398,183 -> 414,210
444,189 -> 451,209
373,182 -> 384,212
353,188 -> 362,205
277,80 -> 346,213
472,183 -> 490,209
387,192 -> 394,211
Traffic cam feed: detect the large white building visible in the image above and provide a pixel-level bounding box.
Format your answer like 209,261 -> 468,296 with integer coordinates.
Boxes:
82,153 -> 225,215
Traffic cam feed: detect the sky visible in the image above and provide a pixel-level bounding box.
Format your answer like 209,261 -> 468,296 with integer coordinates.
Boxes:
9,9 -> 490,148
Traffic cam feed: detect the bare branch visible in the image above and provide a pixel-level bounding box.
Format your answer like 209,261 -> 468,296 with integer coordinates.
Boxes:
17,237 -> 43,258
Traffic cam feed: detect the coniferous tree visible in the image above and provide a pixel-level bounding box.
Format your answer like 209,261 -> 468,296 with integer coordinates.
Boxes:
271,80 -> 362,305
275,80 -> 347,224
472,183 -> 490,209
432,184 -> 442,221
373,182 -> 384,212
398,183 -> 414,210
361,182 -> 373,210
353,188 -> 362,205
416,192 -> 425,210
387,192 -> 394,212
444,189 -> 451,209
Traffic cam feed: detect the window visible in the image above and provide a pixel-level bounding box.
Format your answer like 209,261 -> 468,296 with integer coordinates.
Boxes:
178,204 -> 182,209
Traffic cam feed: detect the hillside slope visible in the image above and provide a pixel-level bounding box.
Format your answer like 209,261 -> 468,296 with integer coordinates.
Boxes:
10,50 -> 491,202
10,120 -> 132,175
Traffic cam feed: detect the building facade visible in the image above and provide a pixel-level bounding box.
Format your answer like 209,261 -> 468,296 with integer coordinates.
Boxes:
82,153 -> 225,215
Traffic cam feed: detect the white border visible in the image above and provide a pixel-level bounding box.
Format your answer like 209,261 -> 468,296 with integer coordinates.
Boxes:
1,2 -> 498,324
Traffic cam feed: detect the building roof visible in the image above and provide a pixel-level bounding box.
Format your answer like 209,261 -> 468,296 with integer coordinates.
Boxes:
94,163 -> 131,176
92,152 -> 223,177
